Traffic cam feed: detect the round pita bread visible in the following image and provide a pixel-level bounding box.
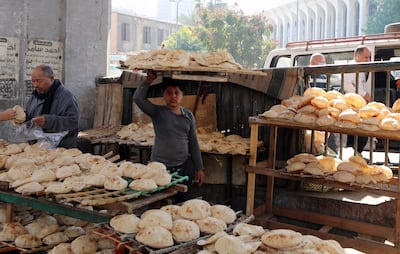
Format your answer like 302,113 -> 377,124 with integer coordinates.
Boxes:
178,199 -> 211,220
261,229 -> 303,250
71,235 -> 97,254
12,105 -> 26,125
171,219 -> 200,242
15,234 -> 42,248
139,209 -> 173,230
195,216 -> 227,234
110,214 -> 140,234
210,205 -> 236,224
136,226 -> 174,249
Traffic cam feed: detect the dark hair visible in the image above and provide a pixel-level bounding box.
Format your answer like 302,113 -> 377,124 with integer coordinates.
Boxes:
162,77 -> 183,92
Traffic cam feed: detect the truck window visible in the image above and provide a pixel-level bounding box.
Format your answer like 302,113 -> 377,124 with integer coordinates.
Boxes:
270,55 -> 291,67
390,57 -> 400,79
294,51 -> 354,67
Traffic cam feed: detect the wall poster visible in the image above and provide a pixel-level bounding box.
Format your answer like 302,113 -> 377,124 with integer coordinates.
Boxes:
25,40 -> 64,97
0,37 -> 19,99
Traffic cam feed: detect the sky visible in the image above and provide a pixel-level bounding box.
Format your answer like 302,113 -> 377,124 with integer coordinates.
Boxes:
112,0 -> 295,17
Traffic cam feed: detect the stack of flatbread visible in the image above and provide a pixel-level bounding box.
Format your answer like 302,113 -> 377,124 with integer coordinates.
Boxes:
124,49 -> 242,70
0,142 -> 173,196
0,210 -> 116,252
196,225 -> 347,254
107,199 -> 237,249
117,122 -> 155,146
197,128 -> 252,155
285,153 -> 393,185
260,87 -> 400,132
117,123 -> 254,155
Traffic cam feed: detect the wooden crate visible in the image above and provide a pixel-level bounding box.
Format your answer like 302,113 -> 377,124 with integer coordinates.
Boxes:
93,82 -> 123,128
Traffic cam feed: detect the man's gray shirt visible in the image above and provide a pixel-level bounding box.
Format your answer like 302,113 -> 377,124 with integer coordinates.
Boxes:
133,82 -> 203,171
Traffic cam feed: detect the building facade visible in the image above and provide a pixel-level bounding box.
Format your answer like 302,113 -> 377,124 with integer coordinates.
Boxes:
109,11 -> 177,59
264,0 -> 371,47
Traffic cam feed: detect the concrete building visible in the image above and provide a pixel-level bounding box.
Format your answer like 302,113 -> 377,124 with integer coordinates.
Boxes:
0,0 -> 110,138
264,0 -> 371,47
109,11 -> 177,58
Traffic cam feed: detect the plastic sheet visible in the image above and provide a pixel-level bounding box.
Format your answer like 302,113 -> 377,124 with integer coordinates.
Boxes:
6,121 -> 67,149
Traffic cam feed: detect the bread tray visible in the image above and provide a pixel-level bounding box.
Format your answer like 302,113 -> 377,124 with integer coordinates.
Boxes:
91,212 -> 254,254
0,241 -> 55,253
53,172 -> 188,206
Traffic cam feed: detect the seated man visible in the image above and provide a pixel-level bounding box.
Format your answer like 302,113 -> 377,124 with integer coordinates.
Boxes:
308,53 -> 327,88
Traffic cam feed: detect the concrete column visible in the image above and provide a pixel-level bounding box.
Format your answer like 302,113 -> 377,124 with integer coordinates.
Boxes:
64,0 -> 110,130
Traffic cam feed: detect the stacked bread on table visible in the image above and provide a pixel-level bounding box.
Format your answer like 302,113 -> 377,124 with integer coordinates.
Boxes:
0,141 -> 173,195
116,122 -> 155,146
117,123 -> 253,155
107,198 -> 348,253
286,153 -> 393,185
109,199 -> 237,249
0,205 -> 115,253
196,128 -> 253,155
260,87 -> 400,132
195,224 -> 346,254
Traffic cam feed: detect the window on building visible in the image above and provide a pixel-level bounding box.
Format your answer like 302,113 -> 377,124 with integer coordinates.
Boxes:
354,1 -> 360,35
301,20 -> 305,41
279,24 -> 284,47
121,23 -> 130,41
343,5 -> 347,36
157,29 -> 164,46
143,26 -> 151,44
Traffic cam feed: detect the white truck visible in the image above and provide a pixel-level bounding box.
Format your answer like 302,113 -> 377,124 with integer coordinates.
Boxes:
264,23 -> 400,74
264,23 -> 400,102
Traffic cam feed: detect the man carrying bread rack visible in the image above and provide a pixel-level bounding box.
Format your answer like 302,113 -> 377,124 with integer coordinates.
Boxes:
133,70 -> 205,202
25,64 -> 80,148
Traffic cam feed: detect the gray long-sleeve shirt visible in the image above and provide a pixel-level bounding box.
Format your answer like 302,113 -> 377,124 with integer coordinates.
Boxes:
133,82 -> 204,171
25,81 -> 80,148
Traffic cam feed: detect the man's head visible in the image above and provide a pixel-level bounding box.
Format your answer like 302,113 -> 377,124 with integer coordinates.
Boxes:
31,65 -> 55,94
310,53 -> 326,66
162,78 -> 183,110
354,45 -> 371,63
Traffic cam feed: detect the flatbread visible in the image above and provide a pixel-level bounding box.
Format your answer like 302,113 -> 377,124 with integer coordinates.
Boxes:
13,105 -> 26,125
159,49 -> 190,68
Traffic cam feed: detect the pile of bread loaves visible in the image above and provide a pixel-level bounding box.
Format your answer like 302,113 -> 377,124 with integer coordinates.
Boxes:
286,153 -> 393,185
260,87 -> 400,131
109,199 -> 237,249
196,227 -> 346,254
116,122 -> 155,146
109,198 -> 347,253
0,141 -> 172,195
124,48 -> 243,70
117,124 -> 253,155
0,207 -> 116,253
197,128 -> 252,155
